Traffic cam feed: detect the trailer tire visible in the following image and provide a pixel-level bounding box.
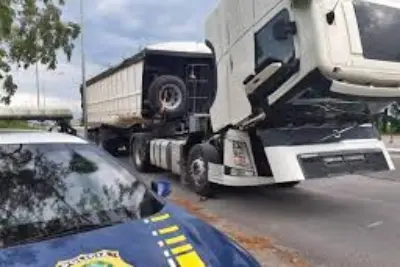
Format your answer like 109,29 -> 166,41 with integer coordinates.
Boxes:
148,75 -> 187,118
130,135 -> 151,173
187,143 -> 221,198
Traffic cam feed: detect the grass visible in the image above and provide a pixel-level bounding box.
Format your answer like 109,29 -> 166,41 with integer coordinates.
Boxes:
0,120 -> 36,129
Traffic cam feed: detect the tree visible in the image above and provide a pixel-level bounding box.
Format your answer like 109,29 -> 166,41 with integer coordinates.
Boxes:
0,0 -> 80,104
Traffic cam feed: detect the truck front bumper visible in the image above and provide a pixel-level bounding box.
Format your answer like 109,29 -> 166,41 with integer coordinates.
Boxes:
207,139 -> 393,187
207,163 -> 275,186
265,139 -> 394,184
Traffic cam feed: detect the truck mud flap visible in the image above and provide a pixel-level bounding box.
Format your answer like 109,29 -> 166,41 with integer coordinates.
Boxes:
298,149 -> 389,179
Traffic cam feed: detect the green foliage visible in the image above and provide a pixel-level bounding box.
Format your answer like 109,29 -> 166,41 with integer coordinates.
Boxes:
0,0 -> 80,104
376,115 -> 400,134
0,119 -> 32,128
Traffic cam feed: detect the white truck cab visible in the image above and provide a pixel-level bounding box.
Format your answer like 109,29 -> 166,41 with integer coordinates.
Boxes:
315,0 -> 400,90
206,0 -> 400,130
199,0 -> 397,191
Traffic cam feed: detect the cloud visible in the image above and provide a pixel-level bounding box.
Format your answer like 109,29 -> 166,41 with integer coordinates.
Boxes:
3,0 -> 216,119
3,52 -> 104,119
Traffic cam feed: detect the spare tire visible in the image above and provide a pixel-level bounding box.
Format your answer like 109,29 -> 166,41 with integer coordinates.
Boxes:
148,75 -> 187,118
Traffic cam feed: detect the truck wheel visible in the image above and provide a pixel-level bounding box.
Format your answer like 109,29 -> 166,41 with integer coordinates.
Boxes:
148,75 -> 187,118
130,135 -> 151,172
187,143 -> 221,198
105,140 -> 119,157
96,130 -> 115,155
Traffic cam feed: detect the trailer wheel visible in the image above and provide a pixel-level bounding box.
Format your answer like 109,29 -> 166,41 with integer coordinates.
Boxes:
148,75 -> 187,118
130,135 -> 151,172
187,143 -> 221,197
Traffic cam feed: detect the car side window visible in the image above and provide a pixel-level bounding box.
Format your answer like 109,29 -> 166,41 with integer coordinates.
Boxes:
254,9 -> 295,72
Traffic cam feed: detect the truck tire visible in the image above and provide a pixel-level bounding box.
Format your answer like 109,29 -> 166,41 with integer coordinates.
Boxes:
105,140 -> 119,157
95,130 -> 118,156
130,135 -> 151,172
187,143 -> 221,198
148,75 -> 187,118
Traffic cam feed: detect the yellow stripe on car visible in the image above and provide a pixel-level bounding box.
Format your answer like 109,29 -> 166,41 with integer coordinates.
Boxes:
175,251 -> 205,267
171,243 -> 193,255
165,235 -> 186,245
143,216 -> 205,267
150,213 -> 171,222
158,225 -> 179,235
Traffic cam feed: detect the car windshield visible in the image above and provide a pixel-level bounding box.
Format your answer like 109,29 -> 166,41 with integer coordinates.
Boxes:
0,143 -> 163,248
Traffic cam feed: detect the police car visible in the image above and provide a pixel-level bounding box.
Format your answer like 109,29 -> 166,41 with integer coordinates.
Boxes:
0,108 -> 261,267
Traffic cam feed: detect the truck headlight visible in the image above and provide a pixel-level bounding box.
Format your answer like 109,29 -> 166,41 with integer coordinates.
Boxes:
232,140 -> 252,169
229,167 -> 255,177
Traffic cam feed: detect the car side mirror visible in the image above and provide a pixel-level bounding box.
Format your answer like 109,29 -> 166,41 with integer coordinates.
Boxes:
151,179 -> 171,198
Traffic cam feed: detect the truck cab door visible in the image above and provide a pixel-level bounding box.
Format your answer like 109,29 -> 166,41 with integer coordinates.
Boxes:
246,0 -> 300,109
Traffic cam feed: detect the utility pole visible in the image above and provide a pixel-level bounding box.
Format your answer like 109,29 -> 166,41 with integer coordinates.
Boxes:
42,83 -> 46,109
35,62 -> 40,108
80,0 -> 88,139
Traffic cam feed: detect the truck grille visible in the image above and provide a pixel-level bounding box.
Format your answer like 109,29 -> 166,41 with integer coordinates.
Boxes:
298,150 -> 389,179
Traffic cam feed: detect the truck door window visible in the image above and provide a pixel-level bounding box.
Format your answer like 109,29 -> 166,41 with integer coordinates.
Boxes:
254,9 -> 295,73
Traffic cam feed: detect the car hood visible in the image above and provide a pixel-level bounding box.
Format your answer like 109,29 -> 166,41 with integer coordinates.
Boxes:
0,203 -> 260,267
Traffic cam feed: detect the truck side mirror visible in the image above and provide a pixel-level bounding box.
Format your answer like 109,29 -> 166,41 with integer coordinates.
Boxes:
273,20 -> 297,41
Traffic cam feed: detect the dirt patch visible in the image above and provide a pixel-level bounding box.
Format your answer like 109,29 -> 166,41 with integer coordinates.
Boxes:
220,223 -> 272,250
171,196 -> 310,267
171,198 -> 219,223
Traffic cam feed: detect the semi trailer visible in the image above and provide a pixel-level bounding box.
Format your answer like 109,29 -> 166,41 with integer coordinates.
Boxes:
82,0 -> 400,197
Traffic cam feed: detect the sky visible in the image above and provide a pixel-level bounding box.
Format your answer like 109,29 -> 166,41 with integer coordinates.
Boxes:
4,0 -> 216,118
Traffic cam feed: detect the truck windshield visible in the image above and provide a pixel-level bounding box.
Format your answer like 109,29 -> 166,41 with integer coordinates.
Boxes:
353,0 -> 400,62
0,143 -> 163,248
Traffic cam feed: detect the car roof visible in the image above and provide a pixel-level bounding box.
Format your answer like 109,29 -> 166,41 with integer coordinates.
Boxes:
0,129 -> 88,145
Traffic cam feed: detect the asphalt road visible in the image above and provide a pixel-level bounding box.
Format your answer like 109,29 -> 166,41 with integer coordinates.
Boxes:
117,154 -> 400,267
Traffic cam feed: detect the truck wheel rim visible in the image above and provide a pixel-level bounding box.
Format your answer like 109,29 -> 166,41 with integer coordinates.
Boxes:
159,84 -> 183,111
190,158 -> 206,186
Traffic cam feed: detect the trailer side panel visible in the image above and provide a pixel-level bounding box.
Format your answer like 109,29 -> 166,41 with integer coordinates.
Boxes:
86,61 -> 144,127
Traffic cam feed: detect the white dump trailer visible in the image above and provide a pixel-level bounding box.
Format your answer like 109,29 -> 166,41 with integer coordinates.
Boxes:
85,42 -> 212,127
82,42 -> 216,155
83,0 -> 399,197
